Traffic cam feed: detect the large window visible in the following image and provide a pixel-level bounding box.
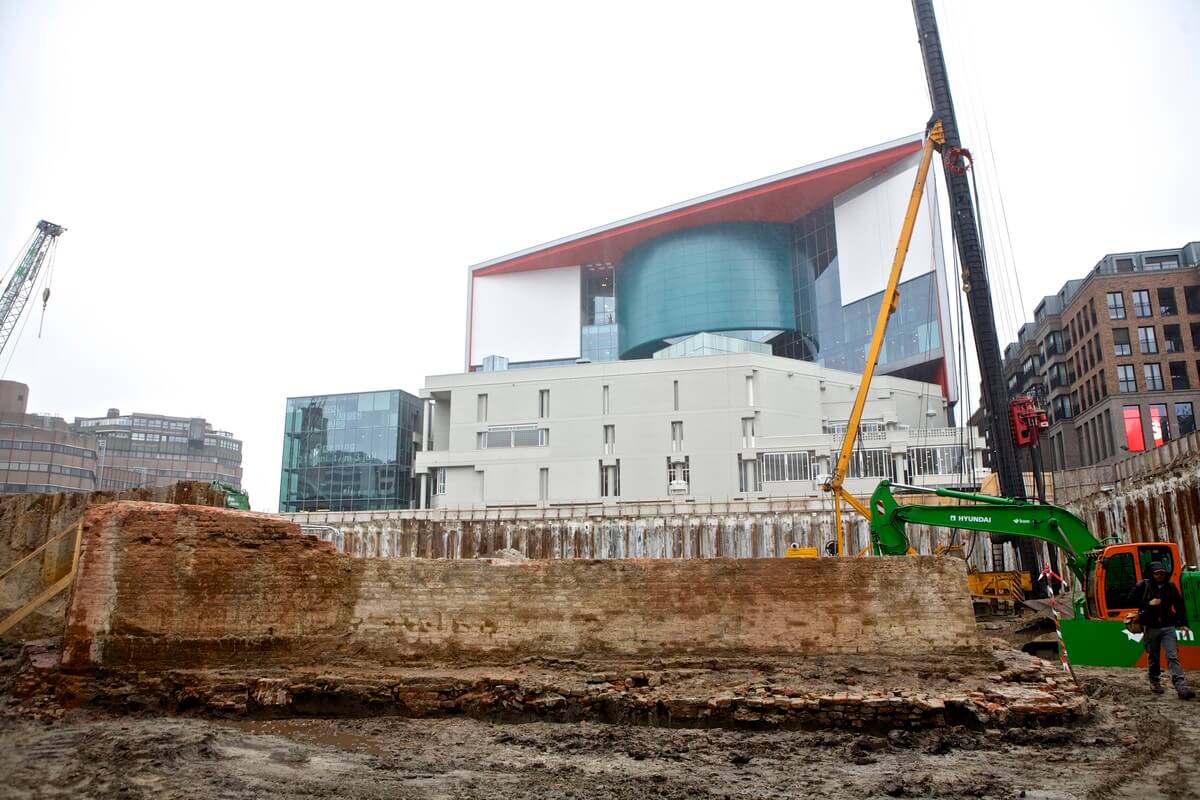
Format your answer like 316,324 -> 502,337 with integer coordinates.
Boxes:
1149,404 -> 1170,446
1138,325 -> 1158,354
1133,289 -> 1152,318
1164,324 -> 1184,353
1117,364 -> 1137,393
580,264 -> 617,362
1144,363 -> 1164,391
1186,285 -> 1200,314
1158,287 -> 1178,316
1169,361 -> 1190,390
908,445 -> 968,476
478,424 -> 549,449
1123,405 -> 1145,451
1113,328 -> 1132,356
600,460 -> 620,497
1106,291 -> 1126,319
760,450 -> 813,482
842,448 -> 893,479
1145,255 -> 1179,271
1177,402 -> 1196,436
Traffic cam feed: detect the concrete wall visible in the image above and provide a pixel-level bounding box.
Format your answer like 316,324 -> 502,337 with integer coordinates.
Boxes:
62,502 -> 982,673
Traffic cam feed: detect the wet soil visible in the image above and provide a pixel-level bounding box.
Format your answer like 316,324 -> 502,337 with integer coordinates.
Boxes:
1,667 -> 1196,800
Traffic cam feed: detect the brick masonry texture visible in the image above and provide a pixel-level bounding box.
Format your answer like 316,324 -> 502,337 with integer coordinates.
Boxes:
61,502 -> 983,673
0,482 -> 230,639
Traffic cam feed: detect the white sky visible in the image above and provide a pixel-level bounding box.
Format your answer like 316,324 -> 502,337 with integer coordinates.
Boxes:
1,1 -> 1197,510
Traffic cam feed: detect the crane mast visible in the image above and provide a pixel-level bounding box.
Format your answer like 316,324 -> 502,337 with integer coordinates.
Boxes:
909,0 -> 1039,575
0,220 -> 65,359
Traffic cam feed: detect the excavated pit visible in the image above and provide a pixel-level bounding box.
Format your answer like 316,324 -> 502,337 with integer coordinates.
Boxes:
0,500 -> 1088,732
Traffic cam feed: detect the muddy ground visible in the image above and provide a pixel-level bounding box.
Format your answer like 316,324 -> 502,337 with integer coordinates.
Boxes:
0,667 -> 1195,800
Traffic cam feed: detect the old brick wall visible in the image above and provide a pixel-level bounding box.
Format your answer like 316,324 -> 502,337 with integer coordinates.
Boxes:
0,482 -> 229,639
62,502 -> 982,673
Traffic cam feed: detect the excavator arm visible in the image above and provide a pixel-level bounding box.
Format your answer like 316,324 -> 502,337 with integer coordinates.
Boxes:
868,481 -> 1101,583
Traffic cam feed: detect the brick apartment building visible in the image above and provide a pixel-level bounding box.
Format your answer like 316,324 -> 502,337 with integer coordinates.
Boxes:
1000,240 -> 1200,470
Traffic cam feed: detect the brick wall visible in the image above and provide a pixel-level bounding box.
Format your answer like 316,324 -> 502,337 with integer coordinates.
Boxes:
0,482 -> 230,639
62,502 -> 982,672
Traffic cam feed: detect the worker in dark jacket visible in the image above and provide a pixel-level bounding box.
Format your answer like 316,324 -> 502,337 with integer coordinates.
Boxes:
1132,561 -> 1195,699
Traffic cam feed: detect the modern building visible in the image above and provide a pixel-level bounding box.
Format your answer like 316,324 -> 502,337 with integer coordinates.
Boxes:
1000,241 -> 1200,469
0,382 -> 141,494
72,409 -> 243,489
279,389 -> 423,512
414,350 -> 984,509
465,134 -> 957,408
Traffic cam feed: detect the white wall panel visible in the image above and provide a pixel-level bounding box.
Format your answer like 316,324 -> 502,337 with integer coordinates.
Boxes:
833,154 -> 937,305
470,266 -> 581,365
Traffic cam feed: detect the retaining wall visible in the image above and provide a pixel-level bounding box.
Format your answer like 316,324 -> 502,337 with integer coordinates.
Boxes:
62,502 -> 982,673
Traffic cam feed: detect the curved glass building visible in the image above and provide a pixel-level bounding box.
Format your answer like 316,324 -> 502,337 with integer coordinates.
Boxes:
617,222 -> 797,359
464,132 -> 955,402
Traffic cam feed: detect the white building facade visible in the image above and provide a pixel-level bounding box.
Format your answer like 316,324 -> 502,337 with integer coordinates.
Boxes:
414,352 -> 985,509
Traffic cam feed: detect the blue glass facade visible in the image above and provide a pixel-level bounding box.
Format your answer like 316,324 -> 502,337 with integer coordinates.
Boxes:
279,389 -> 422,511
617,223 -> 799,359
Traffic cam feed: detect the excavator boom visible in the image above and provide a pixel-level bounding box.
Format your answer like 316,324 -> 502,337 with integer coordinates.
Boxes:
868,481 -> 1101,582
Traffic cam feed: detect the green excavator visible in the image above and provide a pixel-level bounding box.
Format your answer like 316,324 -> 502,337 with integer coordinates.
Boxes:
869,480 -> 1200,669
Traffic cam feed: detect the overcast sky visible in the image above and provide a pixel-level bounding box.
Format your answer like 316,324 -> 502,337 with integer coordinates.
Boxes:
1,1 -> 1197,510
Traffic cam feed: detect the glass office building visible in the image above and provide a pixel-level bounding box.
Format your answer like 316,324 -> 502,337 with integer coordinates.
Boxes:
279,389 -> 422,512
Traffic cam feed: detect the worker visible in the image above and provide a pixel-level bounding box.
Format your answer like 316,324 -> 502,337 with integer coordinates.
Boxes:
1132,561 -> 1194,699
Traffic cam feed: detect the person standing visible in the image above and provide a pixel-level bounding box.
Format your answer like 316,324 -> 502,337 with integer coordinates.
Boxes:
1133,561 -> 1195,699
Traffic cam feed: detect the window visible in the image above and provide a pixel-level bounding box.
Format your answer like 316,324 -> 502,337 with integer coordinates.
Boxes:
760,451 -> 813,482
1123,405 -> 1145,451
600,461 -> 620,498
1192,323 -> 1200,351
1169,361 -> 1190,390
539,468 -> 549,502
745,375 -> 755,407
1117,364 -> 1137,393
1149,404 -> 1170,446
737,455 -> 761,492
476,394 -> 488,423
666,456 -> 690,491
671,421 -> 683,452
1133,290 -> 1152,318
843,448 -> 893,479
478,424 -> 549,448
741,417 -> 755,448
1106,292 -> 1126,319
1099,369 -> 1107,397
1052,395 -> 1072,422
1186,285 -> 1200,314
1090,299 -> 1098,326
538,389 -> 550,418
1104,552 -> 1137,612
1158,288 -> 1178,316
1113,328 -> 1131,356
1144,363 -> 1164,391
602,385 -> 610,415
908,445 -> 968,476
673,380 -> 679,411
1177,402 -> 1196,436
1145,255 -> 1179,271
603,424 -> 615,455
1138,326 -> 1158,354
1115,257 -> 1135,273
433,467 -> 446,495
1164,324 -> 1184,353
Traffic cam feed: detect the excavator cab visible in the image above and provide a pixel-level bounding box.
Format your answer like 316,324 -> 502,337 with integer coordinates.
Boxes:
1083,542 -> 1180,621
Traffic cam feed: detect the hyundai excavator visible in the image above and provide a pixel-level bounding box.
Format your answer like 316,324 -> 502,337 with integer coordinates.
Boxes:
867,481 -> 1200,668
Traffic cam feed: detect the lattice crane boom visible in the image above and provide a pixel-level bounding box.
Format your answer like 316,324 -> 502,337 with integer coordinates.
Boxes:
0,220 -> 65,359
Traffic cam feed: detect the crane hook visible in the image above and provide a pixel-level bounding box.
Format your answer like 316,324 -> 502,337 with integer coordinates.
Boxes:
37,287 -> 51,338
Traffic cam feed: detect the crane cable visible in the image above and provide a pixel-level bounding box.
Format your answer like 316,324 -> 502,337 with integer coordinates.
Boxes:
37,238 -> 57,338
